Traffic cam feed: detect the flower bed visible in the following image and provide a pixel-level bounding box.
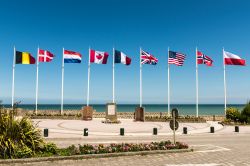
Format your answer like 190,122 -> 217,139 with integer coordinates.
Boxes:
37,141 -> 188,157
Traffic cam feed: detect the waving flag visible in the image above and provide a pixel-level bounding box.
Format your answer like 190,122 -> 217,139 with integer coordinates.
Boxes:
39,49 -> 54,62
224,51 -> 246,66
140,50 -> 158,65
64,50 -> 82,63
197,51 -> 213,66
15,51 -> 35,64
115,50 -> 131,65
168,51 -> 186,66
90,49 -> 109,64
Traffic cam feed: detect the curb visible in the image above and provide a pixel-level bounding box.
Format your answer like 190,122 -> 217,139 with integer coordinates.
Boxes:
0,149 -> 192,164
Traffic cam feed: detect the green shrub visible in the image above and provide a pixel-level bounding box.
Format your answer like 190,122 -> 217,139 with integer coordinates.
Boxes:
226,107 -> 240,122
242,102 -> 250,117
0,113 -> 44,159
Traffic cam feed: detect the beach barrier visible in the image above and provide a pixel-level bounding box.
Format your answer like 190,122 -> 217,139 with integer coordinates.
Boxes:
83,128 -> 88,136
210,126 -> 214,133
120,128 -> 124,136
153,128 -> 157,135
183,127 -> 187,134
44,128 -> 48,137
235,126 -> 239,132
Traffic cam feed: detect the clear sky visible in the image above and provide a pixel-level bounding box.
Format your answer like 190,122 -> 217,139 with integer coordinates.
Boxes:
0,0 -> 250,105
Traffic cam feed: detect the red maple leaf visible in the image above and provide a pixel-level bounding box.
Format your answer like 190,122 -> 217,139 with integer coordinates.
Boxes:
96,54 -> 103,60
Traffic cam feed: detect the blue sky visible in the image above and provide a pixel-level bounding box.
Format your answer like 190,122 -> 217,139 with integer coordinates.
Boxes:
0,0 -> 250,104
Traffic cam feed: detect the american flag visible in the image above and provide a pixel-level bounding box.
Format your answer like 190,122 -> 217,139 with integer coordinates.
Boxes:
140,50 -> 158,65
197,51 -> 213,66
168,51 -> 186,66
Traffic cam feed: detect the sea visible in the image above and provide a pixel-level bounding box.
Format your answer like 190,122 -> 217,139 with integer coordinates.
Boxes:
2,104 -> 245,115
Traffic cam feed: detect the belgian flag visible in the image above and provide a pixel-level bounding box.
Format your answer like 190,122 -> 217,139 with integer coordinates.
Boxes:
16,51 -> 36,64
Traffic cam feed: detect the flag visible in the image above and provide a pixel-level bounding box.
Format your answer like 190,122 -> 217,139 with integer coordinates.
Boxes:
115,50 -> 131,65
63,50 -> 82,63
39,49 -> 54,62
90,49 -> 109,64
140,50 -> 158,65
224,51 -> 246,66
168,51 -> 186,66
197,51 -> 213,66
15,51 -> 35,64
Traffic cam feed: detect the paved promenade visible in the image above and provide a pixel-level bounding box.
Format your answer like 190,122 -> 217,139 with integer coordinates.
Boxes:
4,119 -> 250,166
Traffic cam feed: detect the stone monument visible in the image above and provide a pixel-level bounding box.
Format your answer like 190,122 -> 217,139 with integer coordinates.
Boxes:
105,103 -> 118,122
134,107 -> 145,122
82,106 -> 94,120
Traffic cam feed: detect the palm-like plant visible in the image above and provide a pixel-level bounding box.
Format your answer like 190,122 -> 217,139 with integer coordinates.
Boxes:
0,102 -> 44,159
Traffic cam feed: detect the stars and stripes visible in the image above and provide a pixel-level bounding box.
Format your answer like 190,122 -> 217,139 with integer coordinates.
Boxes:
168,51 -> 186,66
140,50 -> 158,65
197,51 -> 213,66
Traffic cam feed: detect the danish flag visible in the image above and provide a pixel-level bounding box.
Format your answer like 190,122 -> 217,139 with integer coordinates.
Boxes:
38,49 -> 54,62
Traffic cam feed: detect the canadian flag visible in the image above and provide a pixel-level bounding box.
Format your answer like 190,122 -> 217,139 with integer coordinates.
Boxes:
38,49 -> 54,62
90,49 -> 109,64
224,51 -> 246,66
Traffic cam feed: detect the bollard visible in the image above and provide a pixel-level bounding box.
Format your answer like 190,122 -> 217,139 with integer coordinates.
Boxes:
120,128 -> 124,136
235,126 -> 239,132
84,128 -> 88,136
44,128 -> 48,137
183,127 -> 187,134
210,126 -> 214,133
153,128 -> 157,135
213,115 -> 215,121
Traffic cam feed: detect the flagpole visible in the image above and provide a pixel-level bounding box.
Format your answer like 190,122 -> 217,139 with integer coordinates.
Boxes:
87,47 -> 91,106
223,48 -> 227,115
11,46 -> 16,108
35,47 -> 39,115
167,47 -> 170,116
112,47 -> 115,103
196,47 -> 199,117
61,48 -> 64,115
140,47 -> 142,107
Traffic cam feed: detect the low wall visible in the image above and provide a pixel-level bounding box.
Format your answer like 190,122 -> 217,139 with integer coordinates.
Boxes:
15,109 -> 225,121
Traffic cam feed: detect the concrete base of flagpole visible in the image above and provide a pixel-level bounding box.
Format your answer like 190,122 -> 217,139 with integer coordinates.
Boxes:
134,107 -> 145,122
82,106 -> 94,121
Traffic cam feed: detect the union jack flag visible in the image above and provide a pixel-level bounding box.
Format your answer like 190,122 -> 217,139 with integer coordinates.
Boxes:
197,51 -> 213,66
168,51 -> 186,66
140,50 -> 158,65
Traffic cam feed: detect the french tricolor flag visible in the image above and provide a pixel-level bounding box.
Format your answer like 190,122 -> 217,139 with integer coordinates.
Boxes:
224,51 -> 246,66
64,50 -> 82,63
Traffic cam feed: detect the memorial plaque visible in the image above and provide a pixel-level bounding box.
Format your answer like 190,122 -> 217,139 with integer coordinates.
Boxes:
82,106 -> 94,121
134,107 -> 145,122
107,104 -> 116,115
105,103 -> 117,122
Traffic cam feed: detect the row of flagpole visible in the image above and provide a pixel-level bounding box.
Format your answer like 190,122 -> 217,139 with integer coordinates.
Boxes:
11,47 -> 241,117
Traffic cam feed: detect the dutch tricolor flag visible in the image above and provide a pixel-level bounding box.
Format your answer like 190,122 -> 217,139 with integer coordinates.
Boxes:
64,50 -> 82,63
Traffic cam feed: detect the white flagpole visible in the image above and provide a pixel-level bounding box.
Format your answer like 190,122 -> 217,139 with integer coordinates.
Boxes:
11,46 -> 16,108
223,48 -> 227,115
196,47 -> 199,117
61,48 -> 64,114
35,47 -> 39,114
167,47 -> 170,116
140,47 -> 142,107
112,47 -> 115,103
87,47 -> 91,106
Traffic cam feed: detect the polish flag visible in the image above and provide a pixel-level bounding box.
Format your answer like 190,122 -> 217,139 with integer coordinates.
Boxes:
38,49 -> 54,62
90,49 -> 109,64
224,51 -> 246,66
